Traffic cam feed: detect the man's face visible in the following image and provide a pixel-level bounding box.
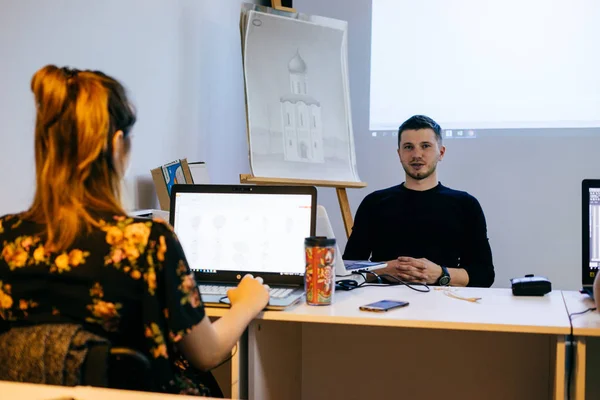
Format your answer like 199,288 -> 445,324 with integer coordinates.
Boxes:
397,128 -> 445,181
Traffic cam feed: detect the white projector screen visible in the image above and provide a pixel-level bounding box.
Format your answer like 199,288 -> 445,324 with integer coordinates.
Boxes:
369,0 -> 600,136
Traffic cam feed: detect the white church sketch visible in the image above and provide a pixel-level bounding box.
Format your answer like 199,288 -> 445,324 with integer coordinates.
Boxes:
280,50 -> 324,163
242,9 -> 360,182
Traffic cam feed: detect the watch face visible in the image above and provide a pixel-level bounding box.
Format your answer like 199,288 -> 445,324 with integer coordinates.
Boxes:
439,275 -> 451,286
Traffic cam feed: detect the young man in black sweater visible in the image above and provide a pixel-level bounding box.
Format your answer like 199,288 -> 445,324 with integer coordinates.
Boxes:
343,115 -> 494,287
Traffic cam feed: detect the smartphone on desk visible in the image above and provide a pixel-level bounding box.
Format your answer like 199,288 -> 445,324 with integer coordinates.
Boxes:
359,300 -> 409,312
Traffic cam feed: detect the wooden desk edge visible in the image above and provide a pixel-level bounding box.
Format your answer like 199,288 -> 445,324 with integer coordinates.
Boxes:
560,290 -> 600,336
207,307 -> 569,335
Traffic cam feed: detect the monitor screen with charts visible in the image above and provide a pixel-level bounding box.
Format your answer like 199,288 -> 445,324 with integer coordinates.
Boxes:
170,185 -> 316,284
583,180 -> 600,286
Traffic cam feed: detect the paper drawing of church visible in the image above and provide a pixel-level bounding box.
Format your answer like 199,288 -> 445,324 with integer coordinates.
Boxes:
280,50 -> 324,163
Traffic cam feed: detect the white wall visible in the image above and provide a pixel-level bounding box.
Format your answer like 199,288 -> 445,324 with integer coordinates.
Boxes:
2,0 -> 597,290
0,0 -> 260,212
296,0 -> 600,290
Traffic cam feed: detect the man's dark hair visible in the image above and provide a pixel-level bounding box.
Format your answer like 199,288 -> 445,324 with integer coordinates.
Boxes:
397,115 -> 442,147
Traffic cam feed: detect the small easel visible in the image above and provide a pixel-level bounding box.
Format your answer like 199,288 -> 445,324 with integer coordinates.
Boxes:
270,0 -> 296,13
240,174 -> 366,238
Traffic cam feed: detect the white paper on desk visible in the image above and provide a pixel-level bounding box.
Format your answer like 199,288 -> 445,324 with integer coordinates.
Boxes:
241,6 -> 360,182
188,162 -> 210,184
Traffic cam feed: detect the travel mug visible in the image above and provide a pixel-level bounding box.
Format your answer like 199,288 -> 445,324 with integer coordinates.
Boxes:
304,236 -> 336,305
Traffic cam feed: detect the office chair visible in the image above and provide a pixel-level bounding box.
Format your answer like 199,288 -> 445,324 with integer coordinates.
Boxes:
0,324 -> 152,391
0,324 -> 222,396
83,342 -> 153,390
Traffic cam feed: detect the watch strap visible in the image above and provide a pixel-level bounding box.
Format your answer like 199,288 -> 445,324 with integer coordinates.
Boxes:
437,265 -> 450,286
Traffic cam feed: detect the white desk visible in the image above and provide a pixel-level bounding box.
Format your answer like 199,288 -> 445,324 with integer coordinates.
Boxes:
0,380 -> 220,399
561,291 -> 600,400
0,287 -> 571,400
244,286 -> 570,400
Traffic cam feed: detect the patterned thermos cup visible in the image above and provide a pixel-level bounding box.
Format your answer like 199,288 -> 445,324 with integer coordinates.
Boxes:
304,236 -> 336,306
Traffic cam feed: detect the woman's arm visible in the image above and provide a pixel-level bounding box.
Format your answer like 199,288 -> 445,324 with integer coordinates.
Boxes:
177,275 -> 269,370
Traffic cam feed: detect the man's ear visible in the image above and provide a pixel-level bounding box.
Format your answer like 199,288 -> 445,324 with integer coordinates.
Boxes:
438,145 -> 446,161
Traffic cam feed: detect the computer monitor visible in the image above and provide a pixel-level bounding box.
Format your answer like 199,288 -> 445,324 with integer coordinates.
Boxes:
169,184 -> 316,286
582,179 -> 600,287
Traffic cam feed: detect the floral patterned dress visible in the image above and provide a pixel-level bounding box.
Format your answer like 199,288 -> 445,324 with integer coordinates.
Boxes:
0,213 -> 217,396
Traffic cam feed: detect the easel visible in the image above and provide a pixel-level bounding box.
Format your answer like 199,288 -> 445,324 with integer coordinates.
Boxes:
240,1 -> 366,238
270,0 -> 296,13
240,174 -> 366,238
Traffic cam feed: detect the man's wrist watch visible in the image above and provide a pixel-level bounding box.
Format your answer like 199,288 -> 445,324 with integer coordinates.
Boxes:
437,265 -> 451,286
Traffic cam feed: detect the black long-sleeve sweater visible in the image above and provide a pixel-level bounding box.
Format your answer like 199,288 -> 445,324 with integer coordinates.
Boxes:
343,183 -> 495,287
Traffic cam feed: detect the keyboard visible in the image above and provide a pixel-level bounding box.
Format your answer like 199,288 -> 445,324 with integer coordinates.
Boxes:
199,284 -> 294,299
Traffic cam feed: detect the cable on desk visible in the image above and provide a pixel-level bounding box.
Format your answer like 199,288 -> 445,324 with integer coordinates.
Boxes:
443,290 -> 481,303
566,306 -> 597,400
218,296 -> 230,306
376,273 -> 430,293
568,307 -> 596,318
336,271 -> 430,293
368,270 -> 382,283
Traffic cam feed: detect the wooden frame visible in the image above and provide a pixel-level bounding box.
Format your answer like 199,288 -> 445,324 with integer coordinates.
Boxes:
270,0 -> 296,13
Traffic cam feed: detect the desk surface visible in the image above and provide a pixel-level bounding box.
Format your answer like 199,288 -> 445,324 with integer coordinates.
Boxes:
562,290 -> 600,336
0,380 -> 219,399
208,286 -> 571,335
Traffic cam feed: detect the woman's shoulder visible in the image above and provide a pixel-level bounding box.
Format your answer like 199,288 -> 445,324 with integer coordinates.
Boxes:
0,213 -> 18,221
0,213 -> 30,235
97,214 -> 174,234
96,214 -> 176,251
94,214 -> 177,274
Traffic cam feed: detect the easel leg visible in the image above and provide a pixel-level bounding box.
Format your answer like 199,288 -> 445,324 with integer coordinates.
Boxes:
336,188 -> 353,238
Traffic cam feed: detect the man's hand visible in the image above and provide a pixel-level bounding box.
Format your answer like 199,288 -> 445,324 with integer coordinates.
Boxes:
372,260 -> 407,282
394,257 -> 442,285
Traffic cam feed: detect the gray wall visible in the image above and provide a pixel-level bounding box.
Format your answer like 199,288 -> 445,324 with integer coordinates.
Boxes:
296,0 -> 600,290
1,0 -> 597,290
0,0 -> 258,211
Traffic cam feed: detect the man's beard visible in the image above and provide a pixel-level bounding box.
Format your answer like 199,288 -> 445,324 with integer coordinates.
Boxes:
402,162 -> 437,181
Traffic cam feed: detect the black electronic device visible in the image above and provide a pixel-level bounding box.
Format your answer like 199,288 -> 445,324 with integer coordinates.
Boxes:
510,274 -> 552,296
